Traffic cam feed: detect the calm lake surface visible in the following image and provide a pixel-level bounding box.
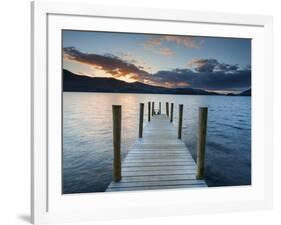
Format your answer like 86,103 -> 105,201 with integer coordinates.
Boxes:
63,92 -> 251,194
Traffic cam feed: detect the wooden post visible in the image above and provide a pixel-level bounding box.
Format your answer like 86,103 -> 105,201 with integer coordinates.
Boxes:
148,102 -> 151,122
112,105 -> 121,182
196,107 -> 208,180
178,104 -> 183,139
139,103 -> 144,138
152,102 -> 155,116
159,102 -> 161,114
166,102 -> 169,116
170,103 -> 174,123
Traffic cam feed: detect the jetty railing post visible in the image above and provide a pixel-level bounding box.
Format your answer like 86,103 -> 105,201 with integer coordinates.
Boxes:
112,105 -> 122,182
178,104 -> 183,139
166,102 -> 169,116
170,103 -> 174,123
152,102 -> 155,116
159,102 -> 161,114
148,101 -> 151,122
196,107 -> 208,180
139,103 -> 144,138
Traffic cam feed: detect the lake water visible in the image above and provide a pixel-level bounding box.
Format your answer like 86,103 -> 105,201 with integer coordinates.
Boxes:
63,92 -> 251,194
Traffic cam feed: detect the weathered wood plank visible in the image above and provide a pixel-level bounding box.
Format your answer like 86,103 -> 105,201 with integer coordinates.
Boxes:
124,157 -> 193,161
108,179 -> 206,188
124,158 -> 194,162
127,151 -> 191,155
122,170 -> 197,176
127,152 -> 192,156
120,174 -> 197,182
122,165 -> 197,172
106,184 -> 207,192
127,154 -> 193,158
123,159 -> 195,163
123,162 -> 196,167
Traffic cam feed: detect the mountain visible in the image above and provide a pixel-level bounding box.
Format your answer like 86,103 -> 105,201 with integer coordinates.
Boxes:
63,69 -> 219,95
238,89 -> 251,96
63,69 -> 168,93
226,88 -> 251,96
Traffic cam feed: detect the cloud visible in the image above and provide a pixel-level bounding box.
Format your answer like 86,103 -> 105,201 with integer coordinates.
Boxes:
145,35 -> 202,49
188,58 -> 240,73
63,47 -> 151,82
63,47 -> 251,91
158,47 -> 174,56
217,63 -> 239,72
152,67 -> 251,91
144,46 -> 174,56
188,59 -> 219,72
144,35 -> 202,57
144,42 -> 174,56
118,52 -> 155,72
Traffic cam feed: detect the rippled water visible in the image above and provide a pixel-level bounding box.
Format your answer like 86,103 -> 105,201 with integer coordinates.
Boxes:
63,92 -> 251,194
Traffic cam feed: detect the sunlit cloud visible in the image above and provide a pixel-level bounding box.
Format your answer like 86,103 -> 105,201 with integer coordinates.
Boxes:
143,43 -> 174,57
63,47 -> 151,83
158,47 -> 174,56
143,35 -> 202,57
145,35 -> 202,49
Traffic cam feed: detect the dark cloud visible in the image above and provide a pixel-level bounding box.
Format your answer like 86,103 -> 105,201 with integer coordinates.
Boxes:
63,47 -> 151,82
63,47 -> 251,91
189,59 -> 218,72
217,63 -> 239,72
189,58 -> 240,73
152,68 -> 251,91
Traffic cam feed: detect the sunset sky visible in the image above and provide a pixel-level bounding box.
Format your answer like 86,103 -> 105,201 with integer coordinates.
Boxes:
63,30 -> 251,93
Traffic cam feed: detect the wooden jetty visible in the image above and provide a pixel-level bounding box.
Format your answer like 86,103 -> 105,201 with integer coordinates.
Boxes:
106,103 -> 208,192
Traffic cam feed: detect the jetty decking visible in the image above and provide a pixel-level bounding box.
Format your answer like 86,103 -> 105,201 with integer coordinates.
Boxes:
106,113 -> 207,192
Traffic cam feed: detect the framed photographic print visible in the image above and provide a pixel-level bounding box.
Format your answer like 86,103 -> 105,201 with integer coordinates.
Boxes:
31,1 -> 273,224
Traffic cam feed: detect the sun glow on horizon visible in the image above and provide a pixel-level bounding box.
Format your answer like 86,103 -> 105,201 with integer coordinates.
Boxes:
114,75 -> 137,83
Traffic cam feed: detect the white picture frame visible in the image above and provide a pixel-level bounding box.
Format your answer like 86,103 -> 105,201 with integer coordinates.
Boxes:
31,1 -> 273,224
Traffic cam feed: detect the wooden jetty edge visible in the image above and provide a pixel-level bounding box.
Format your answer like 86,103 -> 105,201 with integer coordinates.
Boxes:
106,103 -> 208,192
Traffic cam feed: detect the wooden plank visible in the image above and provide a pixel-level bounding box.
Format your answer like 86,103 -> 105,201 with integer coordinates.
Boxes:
122,165 -> 197,172
126,155 -> 193,159
124,159 -> 195,163
123,157 -> 193,161
130,146 -> 187,150
123,162 -> 196,167
108,179 -> 206,188
126,151 -> 191,155
129,149 -> 189,152
122,170 -> 196,176
106,114 -> 207,192
132,142 -> 186,146
131,146 -> 187,148
123,159 -> 195,163
120,174 -> 197,182
107,184 -> 207,192
123,158 -> 195,162
124,157 -> 193,160
127,153 -> 192,156
127,151 -> 191,155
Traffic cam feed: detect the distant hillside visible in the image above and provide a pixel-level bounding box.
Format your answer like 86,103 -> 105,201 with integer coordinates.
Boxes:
63,69 -> 169,93
63,69 -> 222,95
238,89 -> 251,96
